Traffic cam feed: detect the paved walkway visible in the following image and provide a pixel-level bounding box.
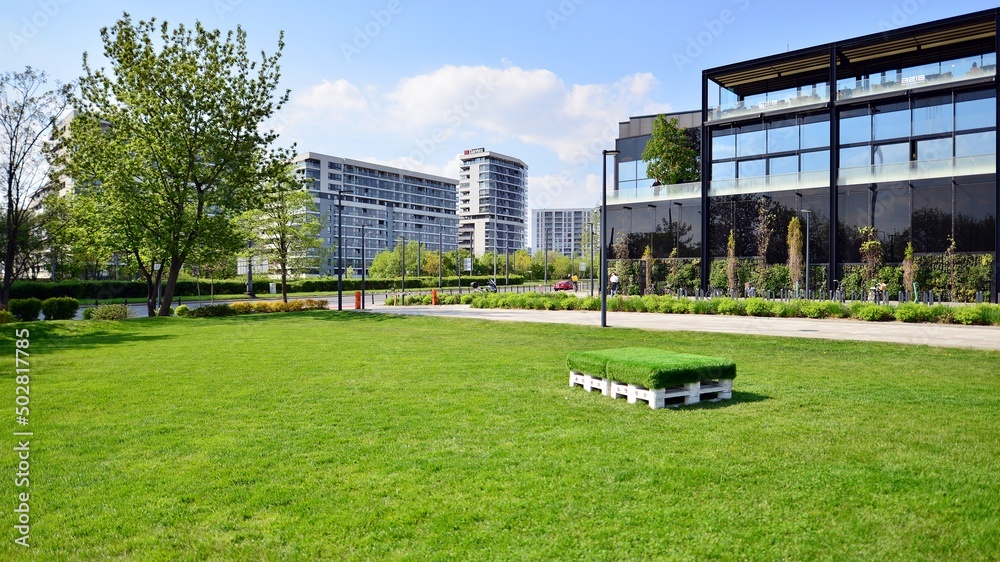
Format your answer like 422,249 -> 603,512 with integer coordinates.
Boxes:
363,302 -> 1000,351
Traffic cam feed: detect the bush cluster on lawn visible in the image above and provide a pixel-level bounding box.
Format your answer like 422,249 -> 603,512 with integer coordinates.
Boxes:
7,298 -> 43,321
42,297 -> 81,320
87,304 -> 134,321
0,310 -> 13,324
398,291 -> 1000,326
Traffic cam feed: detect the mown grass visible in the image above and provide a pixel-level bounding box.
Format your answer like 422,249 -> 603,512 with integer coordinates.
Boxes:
1,312 -> 997,560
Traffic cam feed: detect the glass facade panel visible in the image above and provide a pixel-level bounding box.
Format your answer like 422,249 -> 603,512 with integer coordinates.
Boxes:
768,121 -> 799,154
955,131 -> 996,157
912,96 -> 953,136
737,125 -> 766,157
873,142 -> 909,165
801,150 -> 830,172
635,160 -> 649,181
739,159 -> 765,178
916,138 -> 952,161
840,146 -> 870,168
872,101 -> 910,141
769,155 -> 798,176
955,181 -> 996,252
712,161 -> 735,181
712,129 -> 736,160
912,183 -> 953,252
840,109 -> 870,145
801,118 -> 830,149
618,161 -> 637,181
872,184 -> 911,263
955,90 -> 996,131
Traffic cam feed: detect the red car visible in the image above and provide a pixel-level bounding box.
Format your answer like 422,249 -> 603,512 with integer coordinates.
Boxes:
553,280 -> 575,291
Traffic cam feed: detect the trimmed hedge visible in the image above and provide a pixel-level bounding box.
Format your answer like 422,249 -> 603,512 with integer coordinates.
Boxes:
42,297 -> 80,320
8,298 -> 43,321
567,347 -> 736,388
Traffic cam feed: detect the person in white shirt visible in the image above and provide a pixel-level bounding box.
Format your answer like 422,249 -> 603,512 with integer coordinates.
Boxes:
609,272 -> 619,296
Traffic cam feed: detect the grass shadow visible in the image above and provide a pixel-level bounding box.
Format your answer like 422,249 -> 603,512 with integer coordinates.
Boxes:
665,390 -> 771,410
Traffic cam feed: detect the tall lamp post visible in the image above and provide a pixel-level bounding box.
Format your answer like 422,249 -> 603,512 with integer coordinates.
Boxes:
244,241 -> 254,298
799,209 -> 812,299
336,188 -> 354,311
589,221 -> 595,297
600,149 -> 619,327
361,222 -> 367,309
647,204 -> 657,254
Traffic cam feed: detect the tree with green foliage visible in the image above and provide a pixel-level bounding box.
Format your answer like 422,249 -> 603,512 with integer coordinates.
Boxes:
1,67 -> 70,306
902,241 -> 917,298
726,230 -> 737,296
641,115 -> 699,186
60,14 -> 290,316
858,226 -> 883,296
241,168 -> 322,302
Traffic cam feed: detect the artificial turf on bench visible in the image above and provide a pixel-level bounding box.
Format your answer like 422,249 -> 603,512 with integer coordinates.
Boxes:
566,347 -> 737,388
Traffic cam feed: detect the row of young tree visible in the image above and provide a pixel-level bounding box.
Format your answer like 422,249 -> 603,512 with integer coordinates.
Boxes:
2,15 -> 327,313
364,241 -> 597,283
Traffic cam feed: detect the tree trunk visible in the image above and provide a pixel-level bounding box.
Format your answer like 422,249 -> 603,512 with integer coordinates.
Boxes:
145,272 -> 156,317
157,257 -> 184,316
281,267 -> 288,303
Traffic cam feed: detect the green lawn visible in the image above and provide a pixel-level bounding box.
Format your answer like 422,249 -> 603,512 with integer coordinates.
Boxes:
2,312 -> 998,560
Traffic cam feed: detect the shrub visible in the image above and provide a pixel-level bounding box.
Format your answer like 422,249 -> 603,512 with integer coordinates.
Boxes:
41,297 -> 80,320
8,298 -> 43,322
687,299 -> 714,315
88,304 -> 134,321
894,303 -> 936,323
559,296 -> 580,310
0,310 -> 14,324
422,295 -> 433,305
952,304 -> 994,326
175,305 -> 190,317
303,299 -> 329,310
580,297 -> 600,311
460,294 -> 475,305
852,304 -> 895,322
715,298 -> 746,316
744,298 -> 773,317
230,302 -> 254,314
186,304 -> 236,318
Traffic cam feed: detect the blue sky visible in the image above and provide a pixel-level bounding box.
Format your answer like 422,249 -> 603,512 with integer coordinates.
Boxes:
3,0 -> 997,218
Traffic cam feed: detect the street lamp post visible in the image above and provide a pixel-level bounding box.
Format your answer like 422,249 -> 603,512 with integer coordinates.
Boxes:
438,224 -> 443,288
800,209 -> 812,299
336,188 -> 353,311
244,241 -> 255,298
361,222 -> 366,309
601,149 -> 619,328
589,221 -> 595,297
647,204 -> 656,255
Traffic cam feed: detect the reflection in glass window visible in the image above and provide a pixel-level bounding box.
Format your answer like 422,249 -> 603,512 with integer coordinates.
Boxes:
767,122 -> 799,154
955,131 -> 996,157
712,129 -> 736,160
636,160 -> 649,181
801,118 -> 830,149
912,184 -> 952,253
873,101 -> 909,141
800,150 -> 830,172
955,90 -> 996,131
737,125 -> 766,157
912,96 -> 953,136
738,159 -> 765,178
839,108 -> 870,145
769,155 -> 797,176
873,143 -> 909,165
840,146 -> 870,168
618,161 -> 637,181
916,138 -> 952,161
712,161 -> 736,181
955,181 -> 997,252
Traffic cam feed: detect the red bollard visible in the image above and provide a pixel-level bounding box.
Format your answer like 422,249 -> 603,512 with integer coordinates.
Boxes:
354,291 -> 361,309
431,289 -> 438,305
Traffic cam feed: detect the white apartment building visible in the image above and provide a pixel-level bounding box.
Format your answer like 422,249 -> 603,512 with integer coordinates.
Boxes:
292,152 -> 459,276
531,208 -> 592,257
457,148 -> 527,256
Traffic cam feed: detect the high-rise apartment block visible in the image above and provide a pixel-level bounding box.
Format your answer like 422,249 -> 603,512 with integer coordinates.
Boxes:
457,148 -> 527,256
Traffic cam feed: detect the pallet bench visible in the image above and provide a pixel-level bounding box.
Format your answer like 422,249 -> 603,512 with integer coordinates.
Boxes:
567,347 -> 736,409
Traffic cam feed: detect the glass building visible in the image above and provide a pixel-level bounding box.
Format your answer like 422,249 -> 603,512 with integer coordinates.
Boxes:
611,8 -> 998,300
293,152 -> 459,276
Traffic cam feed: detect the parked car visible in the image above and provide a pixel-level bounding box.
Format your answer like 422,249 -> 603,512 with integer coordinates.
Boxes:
553,280 -> 574,291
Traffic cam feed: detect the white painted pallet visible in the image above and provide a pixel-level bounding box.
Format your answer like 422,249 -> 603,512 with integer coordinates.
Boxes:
570,371 -> 733,409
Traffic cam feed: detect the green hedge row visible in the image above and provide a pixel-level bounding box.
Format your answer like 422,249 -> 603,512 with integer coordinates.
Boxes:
391,291 -> 1000,326
8,276 -> 526,301
6,297 -> 80,321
